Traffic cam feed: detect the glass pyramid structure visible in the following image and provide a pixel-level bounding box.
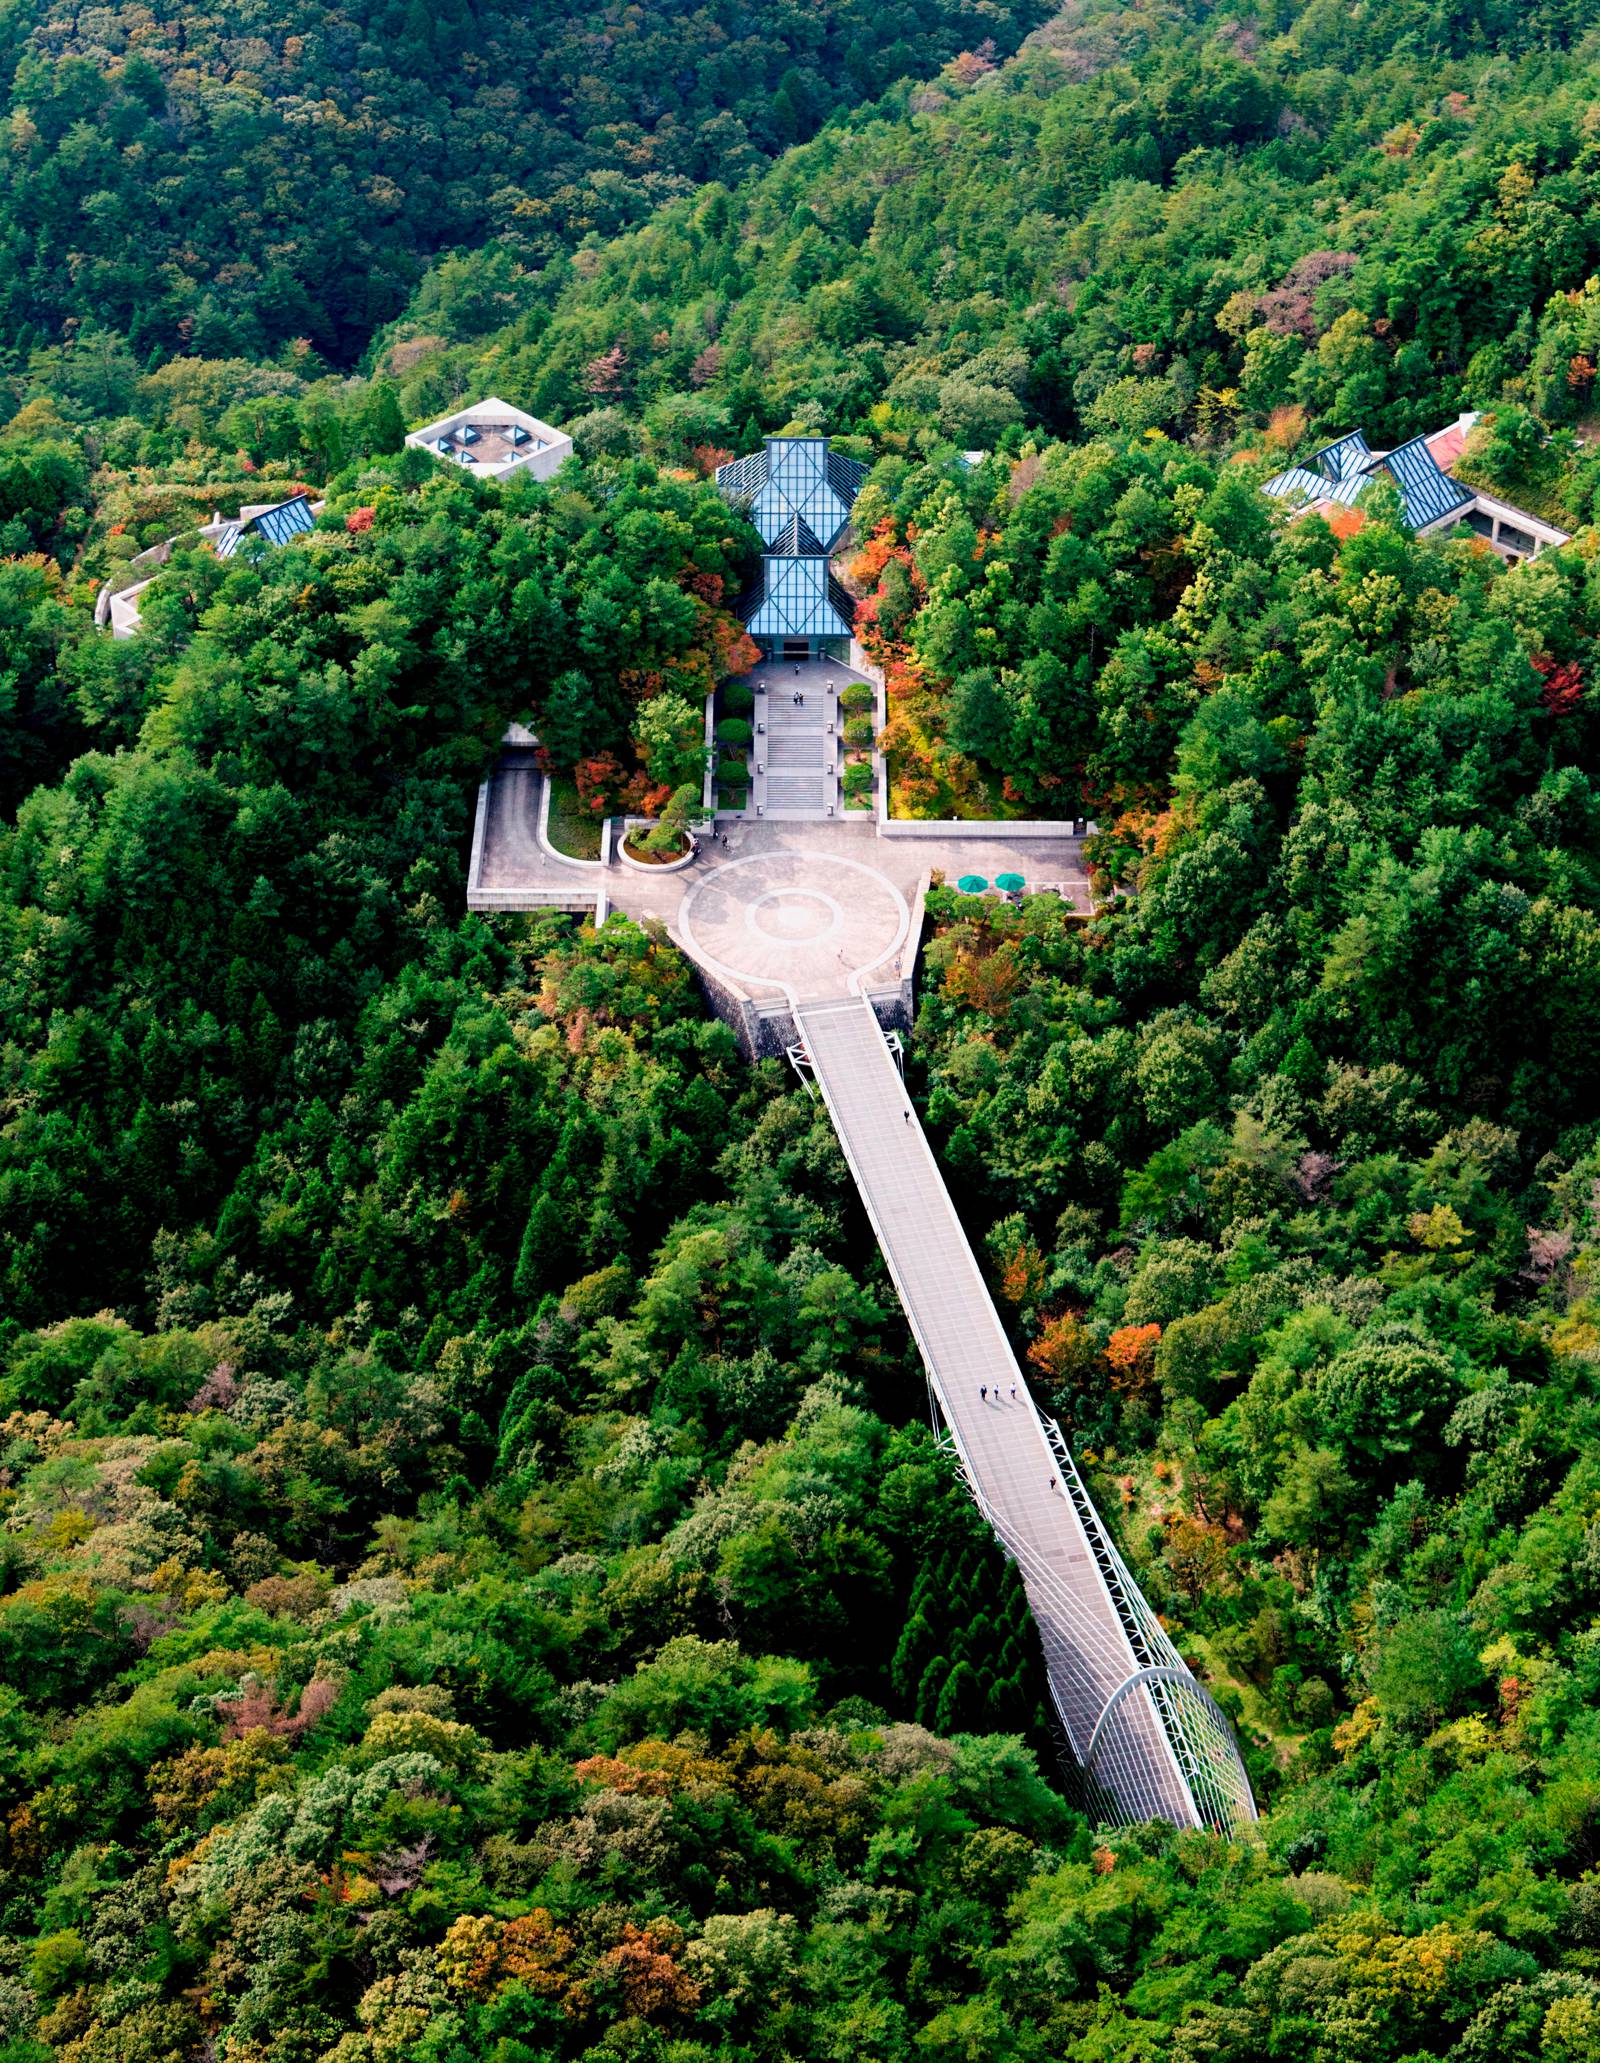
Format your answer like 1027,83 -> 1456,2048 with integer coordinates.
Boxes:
717,437 -> 867,552
718,436 -> 865,652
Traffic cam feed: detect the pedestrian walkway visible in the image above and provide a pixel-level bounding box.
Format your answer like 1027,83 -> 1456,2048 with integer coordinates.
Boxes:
793,994 -> 1257,1834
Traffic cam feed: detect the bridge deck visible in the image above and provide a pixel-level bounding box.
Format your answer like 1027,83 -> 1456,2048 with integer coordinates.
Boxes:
795,996 -> 1199,1826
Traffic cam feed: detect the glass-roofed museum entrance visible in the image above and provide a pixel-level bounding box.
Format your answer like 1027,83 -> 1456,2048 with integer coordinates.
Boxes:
716,436 -> 866,660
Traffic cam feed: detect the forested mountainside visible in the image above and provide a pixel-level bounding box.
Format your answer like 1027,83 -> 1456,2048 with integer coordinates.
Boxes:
3,435 -> 1600,2062
395,0 -> 1600,467
0,0 -> 1046,367
4,0 -> 1600,2057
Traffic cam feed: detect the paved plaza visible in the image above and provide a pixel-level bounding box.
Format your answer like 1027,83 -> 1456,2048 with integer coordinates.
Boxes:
678,848 -> 909,1001
469,763 -> 1092,997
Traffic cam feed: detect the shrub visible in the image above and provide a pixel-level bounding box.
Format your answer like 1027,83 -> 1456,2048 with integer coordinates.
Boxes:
721,681 -> 755,716
716,717 -> 753,746
843,714 -> 874,748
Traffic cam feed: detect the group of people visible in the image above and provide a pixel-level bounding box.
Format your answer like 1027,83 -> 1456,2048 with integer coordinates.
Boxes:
973,1383 -> 1057,1494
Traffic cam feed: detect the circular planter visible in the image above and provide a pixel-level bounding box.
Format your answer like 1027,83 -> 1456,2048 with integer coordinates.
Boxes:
620,833 -> 698,874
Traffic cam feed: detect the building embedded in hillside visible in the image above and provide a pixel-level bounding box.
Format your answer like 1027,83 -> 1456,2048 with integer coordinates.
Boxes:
404,397 -> 572,482
739,516 -> 858,650
98,493 -> 323,639
215,492 -> 317,558
716,436 -> 868,659
1262,414 -> 1569,561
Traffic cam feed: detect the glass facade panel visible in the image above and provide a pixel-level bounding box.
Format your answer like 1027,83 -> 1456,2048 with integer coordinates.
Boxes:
745,555 -> 852,641
717,437 -> 859,548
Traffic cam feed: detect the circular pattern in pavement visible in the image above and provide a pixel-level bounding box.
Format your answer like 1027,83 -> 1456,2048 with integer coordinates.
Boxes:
680,852 -> 908,998
747,888 -> 845,945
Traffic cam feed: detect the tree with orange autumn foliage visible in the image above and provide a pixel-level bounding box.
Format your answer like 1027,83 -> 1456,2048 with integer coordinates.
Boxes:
1028,1311 -> 1097,1384
1106,1323 -> 1161,1394
946,942 -> 1023,1018
577,1920 -> 702,2022
438,1909 -> 575,2000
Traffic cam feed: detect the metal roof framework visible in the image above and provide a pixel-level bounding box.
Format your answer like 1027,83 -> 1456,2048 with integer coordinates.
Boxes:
1263,425 -> 1475,534
716,436 -> 867,551
215,494 -> 317,560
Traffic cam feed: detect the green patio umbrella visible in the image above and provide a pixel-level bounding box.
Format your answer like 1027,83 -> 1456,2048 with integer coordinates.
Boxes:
957,874 -> 989,893
996,871 -> 1026,892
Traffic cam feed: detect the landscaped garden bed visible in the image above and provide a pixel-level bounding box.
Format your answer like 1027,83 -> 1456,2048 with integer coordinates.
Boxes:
621,831 -> 694,866
546,772 -> 603,860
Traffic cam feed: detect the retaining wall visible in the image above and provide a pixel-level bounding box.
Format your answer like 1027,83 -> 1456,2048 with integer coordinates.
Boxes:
681,951 -> 908,1063
877,816 -> 1098,840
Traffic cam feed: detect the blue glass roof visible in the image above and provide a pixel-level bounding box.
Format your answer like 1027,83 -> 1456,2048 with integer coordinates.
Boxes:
716,437 -> 866,550
1379,436 -> 1475,530
252,495 -> 317,546
215,494 -> 316,560
1263,428 -> 1473,534
740,553 -> 855,640
1310,431 -> 1373,480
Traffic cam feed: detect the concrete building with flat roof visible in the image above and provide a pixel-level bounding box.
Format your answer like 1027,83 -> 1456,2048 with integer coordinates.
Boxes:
405,397 -> 573,482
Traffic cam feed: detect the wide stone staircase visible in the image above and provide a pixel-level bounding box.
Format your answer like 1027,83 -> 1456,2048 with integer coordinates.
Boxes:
748,658 -> 850,820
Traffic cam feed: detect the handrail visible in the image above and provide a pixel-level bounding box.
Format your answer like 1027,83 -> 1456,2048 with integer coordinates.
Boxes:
796,995 -> 1257,1837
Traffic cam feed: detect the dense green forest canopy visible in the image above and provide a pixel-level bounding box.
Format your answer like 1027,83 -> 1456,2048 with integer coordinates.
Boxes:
1,404 -> 1600,2063
0,0 -> 1046,368
395,0 -> 1600,471
2,0 -> 1600,2057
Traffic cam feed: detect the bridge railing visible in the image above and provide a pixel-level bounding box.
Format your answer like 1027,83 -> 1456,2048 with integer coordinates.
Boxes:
940,1407 -> 1257,1837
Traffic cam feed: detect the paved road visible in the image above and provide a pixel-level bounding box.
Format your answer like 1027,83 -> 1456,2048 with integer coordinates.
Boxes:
472,765 -> 601,912
795,994 -> 1202,1826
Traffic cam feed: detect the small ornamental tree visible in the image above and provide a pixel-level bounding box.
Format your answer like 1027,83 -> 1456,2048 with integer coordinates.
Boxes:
1106,1323 -> 1161,1395
842,762 -> 873,799
843,714 -> 874,748
641,782 -> 706,857
721,680 -> 755,716
841,682 -> 875,713
715,716 -> 753,745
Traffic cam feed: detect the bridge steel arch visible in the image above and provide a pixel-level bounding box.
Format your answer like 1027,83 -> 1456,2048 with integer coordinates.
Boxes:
795,995 -> 1256,1838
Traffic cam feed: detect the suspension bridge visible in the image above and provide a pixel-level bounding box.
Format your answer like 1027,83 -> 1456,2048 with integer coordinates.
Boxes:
792,994 -> 1256,1835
